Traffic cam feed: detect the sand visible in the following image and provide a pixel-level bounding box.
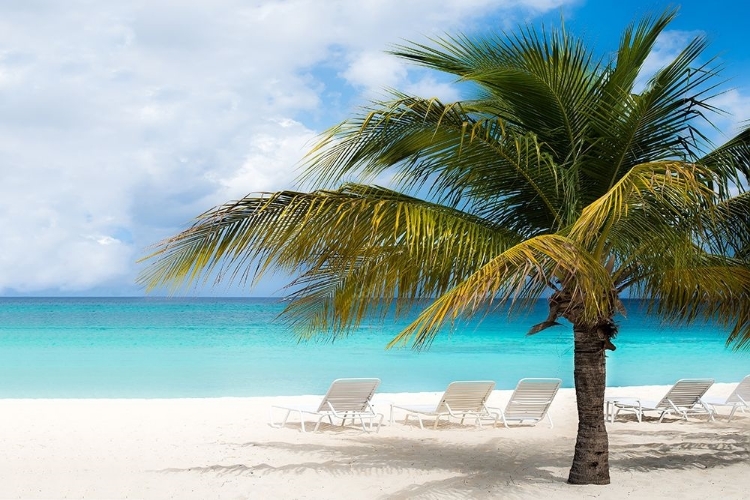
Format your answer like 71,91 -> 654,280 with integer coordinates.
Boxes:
1,383 -> 748,499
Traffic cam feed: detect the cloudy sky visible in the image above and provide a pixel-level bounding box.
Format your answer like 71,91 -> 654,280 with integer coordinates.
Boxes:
1,0 -> 748,297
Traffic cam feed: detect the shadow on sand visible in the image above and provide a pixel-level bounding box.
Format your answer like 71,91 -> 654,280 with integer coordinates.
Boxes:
158,419 -> 749,499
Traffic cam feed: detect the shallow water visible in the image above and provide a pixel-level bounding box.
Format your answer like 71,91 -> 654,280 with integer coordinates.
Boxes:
0,297 -> 746,397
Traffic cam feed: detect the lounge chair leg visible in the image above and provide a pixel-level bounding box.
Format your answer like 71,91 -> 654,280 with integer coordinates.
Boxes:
362,414 -> 383,433
269,407 -> 293,429
284,409 -> 293,428
313,413 -> 332,432
406,413 -> 425,430
612,408 -> 620,423
726,405 -> 737,422
701,401 -> 715,422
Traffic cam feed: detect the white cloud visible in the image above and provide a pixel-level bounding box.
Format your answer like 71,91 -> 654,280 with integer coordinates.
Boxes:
404,75 -> 463,103
0,0 -> 576,295
341,51 -> 408,95
217,118 -> 317,198
635,30 -> 704,93
709,89 -> 750,140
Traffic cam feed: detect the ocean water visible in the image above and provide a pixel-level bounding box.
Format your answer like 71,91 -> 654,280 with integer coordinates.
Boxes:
0,297 -> 746,398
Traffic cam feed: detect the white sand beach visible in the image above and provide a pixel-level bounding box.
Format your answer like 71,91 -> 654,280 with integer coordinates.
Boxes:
2,383 -> 748,499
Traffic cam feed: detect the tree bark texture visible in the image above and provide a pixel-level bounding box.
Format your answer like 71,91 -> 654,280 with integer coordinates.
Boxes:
567,325 -> 610,485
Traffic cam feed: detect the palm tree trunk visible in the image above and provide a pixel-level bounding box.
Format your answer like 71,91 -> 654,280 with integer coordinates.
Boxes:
567,325 -> 610,485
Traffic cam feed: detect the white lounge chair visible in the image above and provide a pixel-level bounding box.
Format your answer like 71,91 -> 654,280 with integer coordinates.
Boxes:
269,378 -> 384,432
488,378 -> 561,428
611,379 -> 715,423
390,381 -> 497,429
701,375 -> 750,421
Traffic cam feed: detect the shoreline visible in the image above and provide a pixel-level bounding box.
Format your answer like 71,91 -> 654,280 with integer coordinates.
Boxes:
2,383 -> 748,499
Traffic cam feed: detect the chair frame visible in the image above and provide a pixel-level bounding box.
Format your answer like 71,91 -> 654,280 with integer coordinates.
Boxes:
701,375 -> 750,422
611,379 -> 715,423
269,378 -> 384,433
489,378 -> 561,428
390,381 -> 497,429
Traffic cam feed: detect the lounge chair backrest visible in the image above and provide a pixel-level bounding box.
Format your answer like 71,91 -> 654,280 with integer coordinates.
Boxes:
726,374 -> 750,404
503,378 -> 561,420
656,379 -> 714,409
317,378 -> 380,413
435,381 -> 495,413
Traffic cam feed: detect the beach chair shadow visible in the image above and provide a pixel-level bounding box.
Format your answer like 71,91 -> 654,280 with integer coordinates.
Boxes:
269,378 -> 384,433
611,379 -> 715,423
488,378 -> 561,428
701,374 -> 750,421
390,381 -> 496,429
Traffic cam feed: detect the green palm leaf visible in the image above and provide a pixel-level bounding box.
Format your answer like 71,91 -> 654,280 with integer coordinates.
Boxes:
698,125 -> 750,191
387,233 -> 615,349
303,95 -> 573,233
140,184 -> 521,335
568,161 -> 718,256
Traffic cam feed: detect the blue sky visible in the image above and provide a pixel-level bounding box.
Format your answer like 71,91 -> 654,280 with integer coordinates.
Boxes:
1,0 -> 748,297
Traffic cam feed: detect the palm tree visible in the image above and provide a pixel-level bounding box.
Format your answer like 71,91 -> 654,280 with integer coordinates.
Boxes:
139,10 -> 750,485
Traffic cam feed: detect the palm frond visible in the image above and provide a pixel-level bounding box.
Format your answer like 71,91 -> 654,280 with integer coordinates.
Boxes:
464,28 -> 600,159
139,184 -> 520,336
568,161 -> 717,257
387,234 -> 614,349
585,35 -> 718,197
599,9 -> 677,105
301,95 -> 573,233
636,253 -> 750,350
597,185 -> 750,349
394,22 -> 606,165
712,191 -> 750,258
698,125 -> 750,192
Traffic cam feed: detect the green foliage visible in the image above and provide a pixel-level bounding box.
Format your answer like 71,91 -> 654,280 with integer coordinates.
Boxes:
140,8 -> 750,349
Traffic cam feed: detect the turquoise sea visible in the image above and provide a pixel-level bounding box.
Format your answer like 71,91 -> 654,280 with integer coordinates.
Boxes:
0,297 -> 746,398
